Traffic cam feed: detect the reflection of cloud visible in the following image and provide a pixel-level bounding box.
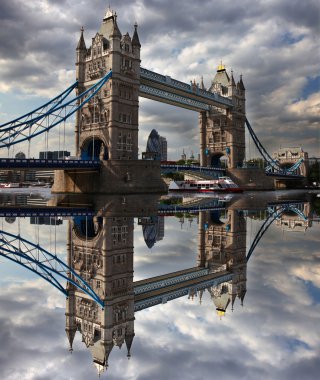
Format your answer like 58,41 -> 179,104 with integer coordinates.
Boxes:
0,209 -> 320,379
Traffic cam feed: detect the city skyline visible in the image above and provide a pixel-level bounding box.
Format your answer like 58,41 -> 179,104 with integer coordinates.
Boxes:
0,0 -> 318,159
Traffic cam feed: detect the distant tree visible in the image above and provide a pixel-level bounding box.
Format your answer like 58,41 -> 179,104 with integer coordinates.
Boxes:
163,172 -> 184,181
311,197 -> 320,217
308,163 -> 320,183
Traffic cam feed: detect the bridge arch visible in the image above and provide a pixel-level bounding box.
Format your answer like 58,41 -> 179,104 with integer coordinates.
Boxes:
80,136 -> 108,160
210,152 -> 227,168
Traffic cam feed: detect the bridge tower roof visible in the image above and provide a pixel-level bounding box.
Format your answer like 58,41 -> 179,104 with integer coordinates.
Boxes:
212,62 -> 230,86
99,7 -> 121,39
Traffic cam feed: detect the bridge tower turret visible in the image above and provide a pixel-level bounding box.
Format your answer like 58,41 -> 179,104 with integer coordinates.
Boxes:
198,209 -> 247,314
75,7 -> 141,161
200,64 -> 246,169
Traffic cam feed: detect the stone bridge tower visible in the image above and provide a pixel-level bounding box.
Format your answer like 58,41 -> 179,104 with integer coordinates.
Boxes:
199,64 -> 246,168
275,202 -> 312,231
273,147 -> 309,176
75,8 -> 141,161
197,209 -> 247,314
65,214 -> 135,375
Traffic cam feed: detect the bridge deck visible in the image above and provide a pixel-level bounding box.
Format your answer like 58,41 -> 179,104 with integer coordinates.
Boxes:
134,267 -> 204,287
140,67 -> 233,111
0,206 -> 95,217
135,270 -> 231,303
0,158 -> 101,170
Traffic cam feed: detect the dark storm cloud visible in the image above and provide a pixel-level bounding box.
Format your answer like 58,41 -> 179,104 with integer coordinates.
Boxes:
274,0 -> 320,31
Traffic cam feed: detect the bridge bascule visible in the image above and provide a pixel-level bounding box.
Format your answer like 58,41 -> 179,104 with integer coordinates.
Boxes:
0,8 -> 307,189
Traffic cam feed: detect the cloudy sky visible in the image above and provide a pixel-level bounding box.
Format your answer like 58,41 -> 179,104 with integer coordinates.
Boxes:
0,196 -> 319,380
0,0 -> 319,159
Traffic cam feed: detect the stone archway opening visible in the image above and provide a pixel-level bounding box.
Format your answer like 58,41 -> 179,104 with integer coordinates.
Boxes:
73,216 -> 103,240
81,137 -> 108,160
210,153 -> 227,168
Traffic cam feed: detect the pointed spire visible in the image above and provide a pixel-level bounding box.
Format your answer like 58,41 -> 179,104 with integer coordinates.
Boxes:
240,289 -> 247,306
217,60 -> 225,72
76,26 -> 86,51
110,12 -> 121,39
65,326 -> 77,352
125,332 -> 135,358
104,5 -> 114,20
199,289 -> 204,305
200,76 -> 205,90
230,70 -> 236,87
238,74 -> 245,90
103,341 -> 114,368
231,292 -> 236,311
132,22 -> 141,47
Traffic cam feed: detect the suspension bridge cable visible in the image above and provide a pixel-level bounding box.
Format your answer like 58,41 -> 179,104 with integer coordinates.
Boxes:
0,71 -> 112,148
0,81 -> 78,130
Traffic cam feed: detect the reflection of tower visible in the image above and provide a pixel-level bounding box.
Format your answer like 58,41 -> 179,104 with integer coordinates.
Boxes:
198,209 -> 247,315
66,215 -> 135,375
276,202 -> 311,231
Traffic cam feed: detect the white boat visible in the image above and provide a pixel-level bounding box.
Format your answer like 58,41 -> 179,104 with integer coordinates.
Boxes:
168,177 -> 243,193
0,183 -> 21,188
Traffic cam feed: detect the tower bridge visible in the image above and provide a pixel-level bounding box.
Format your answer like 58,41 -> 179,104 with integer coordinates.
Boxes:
0,8 -> 308,193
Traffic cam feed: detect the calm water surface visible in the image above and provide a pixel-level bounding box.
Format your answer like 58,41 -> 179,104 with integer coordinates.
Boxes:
0,190 -> 319,380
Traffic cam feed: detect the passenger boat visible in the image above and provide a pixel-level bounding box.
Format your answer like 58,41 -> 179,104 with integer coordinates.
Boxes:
0,183 -> 21,188
168,177 -> 243,193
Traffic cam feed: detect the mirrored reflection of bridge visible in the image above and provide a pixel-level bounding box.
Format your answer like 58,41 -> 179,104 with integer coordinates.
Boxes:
0,194 -> 313,375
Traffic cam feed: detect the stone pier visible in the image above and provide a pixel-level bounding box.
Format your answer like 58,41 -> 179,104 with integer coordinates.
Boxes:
52,160 -> 167,194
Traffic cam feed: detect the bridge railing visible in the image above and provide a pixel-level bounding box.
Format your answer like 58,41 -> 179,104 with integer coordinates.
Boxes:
0,158 -> 101,169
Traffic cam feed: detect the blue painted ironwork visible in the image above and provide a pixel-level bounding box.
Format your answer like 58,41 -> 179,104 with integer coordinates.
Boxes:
140,67 -> 233,108
246,203 -> 308,261
0,229 -> 104,307
0,71 -> 112,148
0,81 -> 78,131
0,207 -> 94,217
134,272 -> 232,312
140,84 -> 209,111
0,158 -> 101,169
245,118 -> 304,176
157,197 -> 226,215
161,164 -> 224,172
134,268 -> 209,295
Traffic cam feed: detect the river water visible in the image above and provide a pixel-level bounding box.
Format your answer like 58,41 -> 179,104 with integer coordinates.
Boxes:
0,189 -> 319,380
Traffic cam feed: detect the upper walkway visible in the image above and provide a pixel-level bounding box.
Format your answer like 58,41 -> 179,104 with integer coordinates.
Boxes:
134,269 -> 232,312
140,67 -> 233,111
